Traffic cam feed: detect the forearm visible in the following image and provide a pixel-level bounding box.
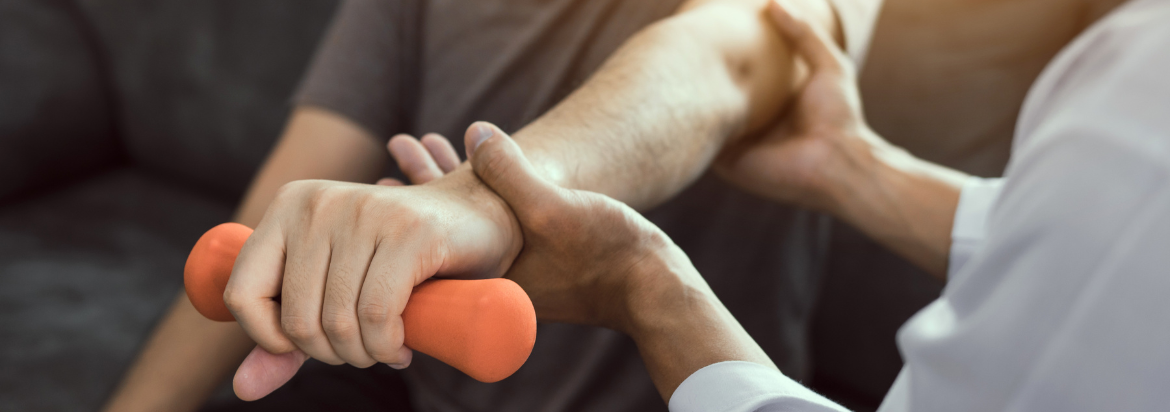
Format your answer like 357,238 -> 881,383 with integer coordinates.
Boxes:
511,0 -> 838,209
102,297 -> 254,412
824,131 -> 969,277
620,246 -> 775,401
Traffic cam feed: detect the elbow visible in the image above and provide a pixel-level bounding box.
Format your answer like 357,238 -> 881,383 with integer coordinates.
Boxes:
650,3 -> 798,135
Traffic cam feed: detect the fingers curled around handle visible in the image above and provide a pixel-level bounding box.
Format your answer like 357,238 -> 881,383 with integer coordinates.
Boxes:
223,220 -> 300,355
767,0 -> 854,77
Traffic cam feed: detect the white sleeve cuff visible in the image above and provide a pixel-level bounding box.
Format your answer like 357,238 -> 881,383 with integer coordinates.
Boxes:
669,361 -> 850,412
947,177 -> 1005,280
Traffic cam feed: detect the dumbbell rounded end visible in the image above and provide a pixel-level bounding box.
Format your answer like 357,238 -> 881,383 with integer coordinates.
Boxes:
460,278 -> 536,382
185,223 -> 252,322
402,278 -> 536,382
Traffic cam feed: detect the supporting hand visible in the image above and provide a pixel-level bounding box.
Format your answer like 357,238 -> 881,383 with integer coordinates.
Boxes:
465,122 -> 775,401
374,123 -> 706,332
462,122 -> 687,330
715,1 -> 886,215
718,1 -> 969,276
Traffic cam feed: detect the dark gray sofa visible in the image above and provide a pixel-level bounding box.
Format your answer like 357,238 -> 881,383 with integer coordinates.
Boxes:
0,1 -> 336,410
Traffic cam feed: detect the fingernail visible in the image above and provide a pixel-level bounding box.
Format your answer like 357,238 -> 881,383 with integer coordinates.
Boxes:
386,362 -> 407,370
468,123 -> 494,156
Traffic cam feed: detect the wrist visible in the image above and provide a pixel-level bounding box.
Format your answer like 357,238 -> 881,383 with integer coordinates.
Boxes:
818,129 -> 968,275
615,243 -> 773,401
617,245 -> 716,339
811,128 -> 887,217
428,166 -> 525,273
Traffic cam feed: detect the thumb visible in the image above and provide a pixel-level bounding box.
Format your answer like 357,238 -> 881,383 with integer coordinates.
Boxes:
232,346 -> 309,401
465,122 -> 560,217
768,0 -> 850,76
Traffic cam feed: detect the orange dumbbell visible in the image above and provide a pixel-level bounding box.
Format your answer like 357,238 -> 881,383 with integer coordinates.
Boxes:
184,223 -> 536,385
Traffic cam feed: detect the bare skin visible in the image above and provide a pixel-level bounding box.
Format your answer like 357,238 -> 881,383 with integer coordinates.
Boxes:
225,0 -> 839,393
393,5 -> 974,401
714,2 -> 969,277
346,122 -> 775,401
461,124 -> 774,401
104,0 -> 842,409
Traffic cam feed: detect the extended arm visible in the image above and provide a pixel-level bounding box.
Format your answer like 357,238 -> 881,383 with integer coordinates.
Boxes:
470,0 -> 841,209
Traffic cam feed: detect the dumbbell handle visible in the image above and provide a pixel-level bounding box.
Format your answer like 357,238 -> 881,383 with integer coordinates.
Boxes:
184,223 -> 536,383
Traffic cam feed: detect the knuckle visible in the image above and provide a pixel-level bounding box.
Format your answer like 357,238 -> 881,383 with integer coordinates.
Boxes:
307,185 -> 341,213
321,311 -> 359,340
368,336 -> 406,363
273,181 -> 303,200
222,287 -> 244,314
281,315 -> 319,342
357,302 -> 392,325
273,180 -> 317,206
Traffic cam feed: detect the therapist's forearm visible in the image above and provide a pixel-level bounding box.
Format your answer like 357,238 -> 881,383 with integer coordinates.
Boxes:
621,246 -> 776,401
823,131 -> 968,278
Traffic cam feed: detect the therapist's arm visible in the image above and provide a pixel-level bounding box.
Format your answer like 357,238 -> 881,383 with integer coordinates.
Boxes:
464,125 -> 852,412
716,4 -> 968,277
458,123 -> 774,402
625,250 -> 774,399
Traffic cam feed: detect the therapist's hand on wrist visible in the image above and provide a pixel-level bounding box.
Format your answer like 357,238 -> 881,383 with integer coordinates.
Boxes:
464,122 -> 697,332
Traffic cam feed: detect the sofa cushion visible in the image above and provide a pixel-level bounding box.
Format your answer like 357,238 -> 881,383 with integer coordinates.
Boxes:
76,0 -> 338,198
0,168 -> 232,411
0,0 -> 121,202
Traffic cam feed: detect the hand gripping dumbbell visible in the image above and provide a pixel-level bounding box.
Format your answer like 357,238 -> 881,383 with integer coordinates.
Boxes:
184,223 -> 536,389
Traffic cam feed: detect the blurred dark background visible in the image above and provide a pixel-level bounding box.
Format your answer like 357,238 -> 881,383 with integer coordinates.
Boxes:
0,0 -> 1117,410
0,1 -> 336,409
